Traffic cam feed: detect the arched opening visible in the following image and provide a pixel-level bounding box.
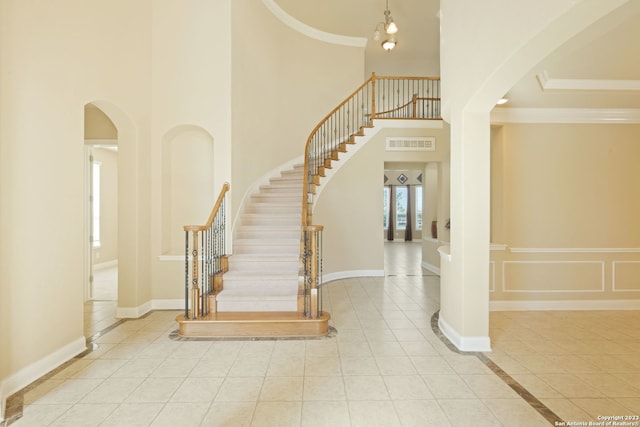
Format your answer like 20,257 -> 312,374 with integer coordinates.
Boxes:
83,100 -> 137,330
84,104 -> 118,334
161,125 -> 215,255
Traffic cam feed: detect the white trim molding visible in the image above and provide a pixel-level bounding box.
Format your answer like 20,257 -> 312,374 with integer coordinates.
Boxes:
491,107 -> 640,124
116,301 -> 152,318
116,299 -> 185,318
502,260 -> 605,293
261,0 -> 367,48
437,245 -> 451,262
323,270 -> 384,283
510,247 -> 640,253
438,316 -> 491,352
490,299 -> 640,311
489,261 -> 496,292
537,70 -> 640,93
1,336 -> 86,421
93,260 -> 117,271
612,261 -> 640,292
421,261 -> 440,275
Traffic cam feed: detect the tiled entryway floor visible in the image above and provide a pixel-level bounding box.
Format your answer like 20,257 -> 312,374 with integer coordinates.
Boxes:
7,243 -> 640,426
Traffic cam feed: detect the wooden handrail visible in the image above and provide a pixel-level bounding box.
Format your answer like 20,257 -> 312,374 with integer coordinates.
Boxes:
183,182 -> 230,319
301,74 -> 440,228
184,182 -> 230,232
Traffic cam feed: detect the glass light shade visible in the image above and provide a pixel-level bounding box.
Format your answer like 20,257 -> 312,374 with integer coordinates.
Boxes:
382,37 -> 396,51
385,20 -> 398,34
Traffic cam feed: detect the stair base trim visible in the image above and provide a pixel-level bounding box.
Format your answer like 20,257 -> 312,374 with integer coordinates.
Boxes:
176,311 -> 331,338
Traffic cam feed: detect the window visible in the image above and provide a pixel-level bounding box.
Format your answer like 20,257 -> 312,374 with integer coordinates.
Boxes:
383,186 -> 390,229
416,186 -> 423,230
92,161 -> 101,247
395,186 -> 408,230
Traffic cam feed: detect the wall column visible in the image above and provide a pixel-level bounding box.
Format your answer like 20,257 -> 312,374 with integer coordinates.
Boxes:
439,109 -> 491,352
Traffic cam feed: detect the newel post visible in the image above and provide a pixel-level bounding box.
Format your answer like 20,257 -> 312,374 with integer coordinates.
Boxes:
303,225 -> 324,319
184,225 -> 202,319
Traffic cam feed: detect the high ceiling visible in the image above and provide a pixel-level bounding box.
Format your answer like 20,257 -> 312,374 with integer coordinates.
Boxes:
274,0 -> 640,111
274,0 -> 440,67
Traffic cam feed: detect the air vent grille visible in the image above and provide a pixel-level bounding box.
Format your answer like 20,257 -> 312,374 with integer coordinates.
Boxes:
386,137 -> 435,151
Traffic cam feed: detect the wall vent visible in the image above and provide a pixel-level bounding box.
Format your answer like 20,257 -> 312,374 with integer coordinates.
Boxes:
386,136 -> 435,151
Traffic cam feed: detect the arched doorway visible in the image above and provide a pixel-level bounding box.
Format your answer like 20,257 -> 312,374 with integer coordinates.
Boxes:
84,104 -> 119,334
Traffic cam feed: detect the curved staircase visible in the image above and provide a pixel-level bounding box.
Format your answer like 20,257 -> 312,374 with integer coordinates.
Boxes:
176,74 -> 440,338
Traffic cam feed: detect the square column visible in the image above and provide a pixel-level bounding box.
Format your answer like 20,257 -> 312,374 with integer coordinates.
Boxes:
439,110 -> 491,352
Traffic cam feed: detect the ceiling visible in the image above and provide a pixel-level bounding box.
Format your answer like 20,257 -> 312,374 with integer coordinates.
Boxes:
274,0 -> 640,111
274,0 -> 440,68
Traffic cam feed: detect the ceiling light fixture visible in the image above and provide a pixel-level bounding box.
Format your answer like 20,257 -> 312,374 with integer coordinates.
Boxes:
373,0 -> 398,51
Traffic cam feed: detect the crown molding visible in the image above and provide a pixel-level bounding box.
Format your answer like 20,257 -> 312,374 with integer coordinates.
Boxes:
537,70 -> 640,92
491,107 -> 640,124
261,0 -> 367,48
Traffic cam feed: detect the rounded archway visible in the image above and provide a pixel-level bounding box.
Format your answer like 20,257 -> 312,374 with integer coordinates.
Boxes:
161,125 -> 215,255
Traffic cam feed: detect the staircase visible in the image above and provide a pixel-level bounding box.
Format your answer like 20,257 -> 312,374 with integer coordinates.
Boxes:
216,165 -> 303,312
176,74 -> 440,338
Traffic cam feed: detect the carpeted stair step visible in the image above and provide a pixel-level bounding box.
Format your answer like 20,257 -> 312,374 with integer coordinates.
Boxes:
216,288 -> 298,312
234,225 -> 300,239
228,254 -> 299,273
240,213 -> 301,226
233,239 -> 299,255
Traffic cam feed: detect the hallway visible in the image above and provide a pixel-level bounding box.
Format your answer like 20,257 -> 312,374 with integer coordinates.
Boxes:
4,244 -> 640,426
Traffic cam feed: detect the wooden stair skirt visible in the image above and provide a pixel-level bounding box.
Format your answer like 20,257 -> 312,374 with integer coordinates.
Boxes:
176,311 -> 331,338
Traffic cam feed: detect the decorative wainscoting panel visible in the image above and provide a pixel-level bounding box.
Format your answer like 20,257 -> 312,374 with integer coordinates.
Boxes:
502,261 -> 605,293
613,261 -> 640,292
489,245 -> 640,310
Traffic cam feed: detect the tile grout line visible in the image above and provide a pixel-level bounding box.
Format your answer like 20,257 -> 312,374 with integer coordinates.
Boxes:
430,311 -> 563,426
1,312 -> 155,426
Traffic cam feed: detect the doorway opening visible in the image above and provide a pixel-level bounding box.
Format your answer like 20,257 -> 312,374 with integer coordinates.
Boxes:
383,163 -> 440,276
84,104 -> 119,335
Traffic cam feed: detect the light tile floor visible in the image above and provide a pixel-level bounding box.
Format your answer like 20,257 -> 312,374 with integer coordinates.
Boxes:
6,242 -> 640,426
84,266 -> 118,336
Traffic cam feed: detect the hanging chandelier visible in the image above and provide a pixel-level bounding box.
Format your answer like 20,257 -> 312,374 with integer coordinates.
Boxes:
372,0 -> 398,51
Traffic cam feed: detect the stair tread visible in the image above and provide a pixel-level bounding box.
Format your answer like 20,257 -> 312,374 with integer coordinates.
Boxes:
231,254 -> 298,259
225,270 -> 297,277
217,289 -> 298,299
234,238 -> 298,244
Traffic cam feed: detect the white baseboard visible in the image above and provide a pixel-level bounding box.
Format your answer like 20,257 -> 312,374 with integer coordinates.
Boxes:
438,316 -> 491,352
421,261 -> 440,275
323,270 -> 385,283
151,299 -> 184,310
0,336 -> 86,421
116,299 -> 184,318
116,300 -> 152,318
490,299 -> 640,311
93,260 -> 117,271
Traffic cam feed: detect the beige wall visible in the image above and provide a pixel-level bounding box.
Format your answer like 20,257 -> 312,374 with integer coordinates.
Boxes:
230,0 -> 365,221
150,0 -> 232,302
85,105 -> 117,140
0,0 -> 233,413
490,123 -> 640,306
